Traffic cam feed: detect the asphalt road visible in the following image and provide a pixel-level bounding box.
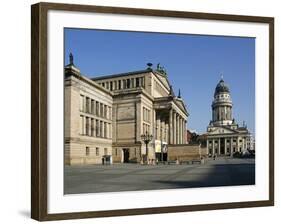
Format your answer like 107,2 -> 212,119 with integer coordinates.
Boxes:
64,157 -> 255,194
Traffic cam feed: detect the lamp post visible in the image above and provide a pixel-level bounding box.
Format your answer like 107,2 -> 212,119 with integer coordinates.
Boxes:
141,131 -> 153,164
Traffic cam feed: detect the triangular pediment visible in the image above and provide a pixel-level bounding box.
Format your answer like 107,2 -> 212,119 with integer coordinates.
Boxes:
154,72 -> 170,90
208,126 -> 238,135
175,98 -> 188,115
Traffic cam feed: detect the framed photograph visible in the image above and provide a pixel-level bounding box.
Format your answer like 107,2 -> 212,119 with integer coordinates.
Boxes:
31,2 -> 274,221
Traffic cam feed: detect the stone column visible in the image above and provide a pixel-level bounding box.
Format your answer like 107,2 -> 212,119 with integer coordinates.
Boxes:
224,138 -> 227,155
230,137 -> 233,156
161,120 -> 165,142
181,118 -> 184,144
169,109 -> 173,144
157,116 -> 161,140
178,117 -> 181,144
180,117 -> 183,144
212,139 -> 215,155
218,138 -> 220,155
206,139 -> 209,153
182,119 -> 185,144
101,121 -> 104,138
173,111 -> 177,144
176,114 -> 179,144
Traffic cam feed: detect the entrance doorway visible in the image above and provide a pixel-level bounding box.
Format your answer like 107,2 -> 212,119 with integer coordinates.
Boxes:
123,148 -> 130,163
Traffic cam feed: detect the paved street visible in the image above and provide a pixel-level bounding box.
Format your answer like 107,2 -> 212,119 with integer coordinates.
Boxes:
64,157 -> 255,194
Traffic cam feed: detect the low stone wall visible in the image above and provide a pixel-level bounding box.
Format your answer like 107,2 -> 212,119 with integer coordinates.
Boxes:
167,144 -> 204,161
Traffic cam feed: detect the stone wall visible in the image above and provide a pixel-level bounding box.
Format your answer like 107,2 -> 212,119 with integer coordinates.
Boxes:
167,144 -> 203,161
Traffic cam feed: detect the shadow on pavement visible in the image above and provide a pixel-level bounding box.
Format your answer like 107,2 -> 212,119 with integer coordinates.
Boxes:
152,163 -> 255,189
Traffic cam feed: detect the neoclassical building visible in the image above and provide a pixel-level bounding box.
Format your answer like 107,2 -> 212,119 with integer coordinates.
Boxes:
64,55 -> 189,165
206,78 -> 252,156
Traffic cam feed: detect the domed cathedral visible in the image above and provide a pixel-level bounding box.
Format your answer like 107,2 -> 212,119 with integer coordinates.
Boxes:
206,77 -> 252,157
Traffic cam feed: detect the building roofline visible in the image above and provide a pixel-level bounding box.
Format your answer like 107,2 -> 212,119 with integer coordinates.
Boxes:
65,67 -> 113,96
90,69 -> 153,81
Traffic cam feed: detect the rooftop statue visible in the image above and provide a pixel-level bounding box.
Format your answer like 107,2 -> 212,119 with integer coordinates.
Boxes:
156,63 -> 167,75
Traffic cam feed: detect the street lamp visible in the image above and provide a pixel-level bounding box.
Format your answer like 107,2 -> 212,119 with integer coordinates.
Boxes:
141,131 -> 153,164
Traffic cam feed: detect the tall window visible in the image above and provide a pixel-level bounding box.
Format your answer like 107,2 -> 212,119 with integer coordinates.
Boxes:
96,120 -> 99,137
91,100 -> 95,115
126,79 -> 131,88
96,101 -> 99,116
123,80 -> 126,89
118,80 -> 121,89
91,118 -> 94,136
136,77 -> 140,87
86,97 -> 90,113
110,81 -> 113,91
104,122 -> 107,138
96,147 -> 99,156
100,121 -> 103,138
80,115 -> 84,135
85,117 -> 89,136
86,147 -> 90,156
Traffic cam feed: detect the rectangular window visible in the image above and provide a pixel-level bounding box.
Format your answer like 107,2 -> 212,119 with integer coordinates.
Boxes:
80,115 -> 84,135
86,97 -> 90,113
123,80 -> 126,89
86,147 -> 90,156
96,147 -> 99,156
85,117 -> 89,135
126,79 -> 130,88
91,118 -> 94,136
110,81 -> 113,91
91,100 -> 95,115
115,148 -> 118,156
118,80 -> 121,89
104,122 -> 107,138
96,120 -> 99,137
136,77 -> 140,87
100,121 -> 103,137
96,101 -> 99,116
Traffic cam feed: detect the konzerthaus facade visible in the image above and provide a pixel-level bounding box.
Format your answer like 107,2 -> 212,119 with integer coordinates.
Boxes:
64,55 -> 189,165
206,78 -> 253,156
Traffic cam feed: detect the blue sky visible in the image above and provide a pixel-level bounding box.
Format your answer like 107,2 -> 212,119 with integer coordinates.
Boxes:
64,28 -> 255,135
